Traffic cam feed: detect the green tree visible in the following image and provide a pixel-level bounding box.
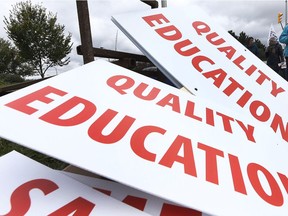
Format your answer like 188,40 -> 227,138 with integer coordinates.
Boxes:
0,37 -> 32,78
228,30 -> 238,40
4,1 -> 73,78
238,31 -> 249,45
228,30 -> 266,61
254,38 -> 266,60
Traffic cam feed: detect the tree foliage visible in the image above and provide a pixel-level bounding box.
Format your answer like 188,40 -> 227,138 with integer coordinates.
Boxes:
0,38 -> 19,75
0,37 -> 32,78
4,1 -> 73,78
228,30 -> 266,60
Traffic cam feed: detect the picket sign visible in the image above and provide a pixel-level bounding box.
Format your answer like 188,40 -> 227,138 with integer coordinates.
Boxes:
62,171 -> 209,216
111,6 -> 288,149
0,151 -> 149,216
0,60 -> 288,215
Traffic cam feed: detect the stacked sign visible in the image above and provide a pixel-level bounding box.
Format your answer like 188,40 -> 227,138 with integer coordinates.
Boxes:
0,151 -> 148,215
62,171 -> 204,215
112,6 -> 288,146
0,4 -> 287,216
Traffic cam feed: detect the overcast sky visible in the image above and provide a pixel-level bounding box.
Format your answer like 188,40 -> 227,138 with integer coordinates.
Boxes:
0,0 -> 286,77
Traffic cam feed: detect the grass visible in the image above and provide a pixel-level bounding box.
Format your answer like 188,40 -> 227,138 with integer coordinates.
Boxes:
0,138 -> 68,170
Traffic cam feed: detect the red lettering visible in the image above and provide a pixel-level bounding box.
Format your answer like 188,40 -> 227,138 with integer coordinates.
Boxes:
142,13 -> 170,27
256,70 -> 271,85
237,90 -> 252,108
174,39 -> 200,56
106,75 -> 135,95
278,173 -> 288,193
131,125 -> 166,161
206,107 -> 215,126
249,101 -> 270,122
88,109 -> 135,144
271,81 -> 285,97
3,179 -> 58,216
247,163 -> 283,206
191,55 -> 215,72
245,65 -> 257,76
157,93 -> 181,113
228,154 -> 247,194
233,55 -> 245,70
206,32 -> 225,46
94,188 -> 112,196
159,135 -> 197,177
216,112 -> 234,133
5,86 -> 66,115
134,83 -> 160,100
156,25 -> 182,41
198,143 -> 224,184
48,197 -> 95,216
202,69 -> 227,88
236,120 -> 256,142
270,114 -> 288,142
184,100 -> 202,121
160,203 -> 202,216
40,96 -> 96,126
122,196 -> 147,211
223,77 -> 244,96
192,21 -> 211,35
218,46 -> 236,59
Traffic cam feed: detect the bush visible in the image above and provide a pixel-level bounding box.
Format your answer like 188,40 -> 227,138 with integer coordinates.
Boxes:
0,79 -> 6,87
0,74 -> 25,84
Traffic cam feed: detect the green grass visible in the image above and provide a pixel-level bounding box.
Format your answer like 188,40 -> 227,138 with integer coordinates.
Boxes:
0,138 -> 68,170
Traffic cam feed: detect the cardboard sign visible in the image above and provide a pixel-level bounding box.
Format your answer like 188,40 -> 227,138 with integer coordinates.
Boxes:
111,6 -> 288,148
62,171 -> 209,216
0,60 -> 287,215
0,151 -> 149,215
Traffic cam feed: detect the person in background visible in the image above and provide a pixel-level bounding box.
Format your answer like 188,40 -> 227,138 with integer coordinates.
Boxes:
265,37 -> 284,77
279,26 -> 288,80
246,37 -> 259,57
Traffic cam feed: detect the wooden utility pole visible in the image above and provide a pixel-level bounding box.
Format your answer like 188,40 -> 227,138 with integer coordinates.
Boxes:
140,0 -> 158,8
76,0 -> 94,64
161,0 -> 167,7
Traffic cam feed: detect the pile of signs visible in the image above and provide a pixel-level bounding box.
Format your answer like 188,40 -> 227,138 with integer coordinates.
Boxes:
0,5 -> 288,216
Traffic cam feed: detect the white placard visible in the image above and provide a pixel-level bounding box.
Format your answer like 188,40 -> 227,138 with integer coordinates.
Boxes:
62,171 -> 208,216
0,60 -> 287,215
111,6 -> 288,148
0,151 -> 149,215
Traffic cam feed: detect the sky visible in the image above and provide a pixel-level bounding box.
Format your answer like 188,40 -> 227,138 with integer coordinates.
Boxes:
0,0 -> 286,77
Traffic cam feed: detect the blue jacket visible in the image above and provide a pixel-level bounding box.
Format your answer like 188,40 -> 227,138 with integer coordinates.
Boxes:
279,25 -> 288,57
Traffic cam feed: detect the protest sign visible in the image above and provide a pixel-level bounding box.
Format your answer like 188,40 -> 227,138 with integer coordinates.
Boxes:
0,60 -> 287,215
0,151 -> 148,215
112,6 -> 288,148
62,171 -> 208,216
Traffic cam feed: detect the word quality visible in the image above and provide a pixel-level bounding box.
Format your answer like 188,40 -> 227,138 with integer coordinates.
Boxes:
4,74 -> 288,207
142,13 -> 288,143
